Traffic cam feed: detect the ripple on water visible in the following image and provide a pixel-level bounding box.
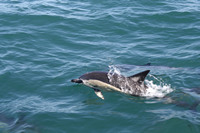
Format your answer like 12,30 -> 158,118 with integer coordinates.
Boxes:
0,95 -> 85,114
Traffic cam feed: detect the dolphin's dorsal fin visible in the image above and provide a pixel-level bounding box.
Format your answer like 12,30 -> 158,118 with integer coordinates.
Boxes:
128,70 -> 150,83
93,89 -> 104,100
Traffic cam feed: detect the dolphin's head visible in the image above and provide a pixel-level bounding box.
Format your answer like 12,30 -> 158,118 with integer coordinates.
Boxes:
71,79 -> 83,83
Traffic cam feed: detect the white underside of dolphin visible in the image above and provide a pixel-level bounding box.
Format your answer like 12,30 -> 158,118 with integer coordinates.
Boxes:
82,79 -> 122,99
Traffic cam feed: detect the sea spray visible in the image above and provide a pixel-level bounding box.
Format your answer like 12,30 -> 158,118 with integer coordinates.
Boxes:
108,65 -> 143,95
144,79 -> 173,98
108,65 -> 129,93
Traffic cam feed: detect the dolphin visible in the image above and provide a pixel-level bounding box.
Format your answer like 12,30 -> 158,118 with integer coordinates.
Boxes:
71,70 -> 150,99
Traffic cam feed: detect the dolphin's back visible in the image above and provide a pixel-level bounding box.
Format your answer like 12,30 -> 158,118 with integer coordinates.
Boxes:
80,71 -> 110,84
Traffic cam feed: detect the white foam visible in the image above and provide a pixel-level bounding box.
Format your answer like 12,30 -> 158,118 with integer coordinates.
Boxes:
143,74 -> 173,98
143,79 -> 173,98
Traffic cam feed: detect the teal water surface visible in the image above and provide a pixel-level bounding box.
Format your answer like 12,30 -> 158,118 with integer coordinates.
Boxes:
0,0 -> 200,133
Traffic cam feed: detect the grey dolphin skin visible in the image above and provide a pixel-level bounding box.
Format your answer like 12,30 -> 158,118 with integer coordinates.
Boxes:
71,70 -> 150,99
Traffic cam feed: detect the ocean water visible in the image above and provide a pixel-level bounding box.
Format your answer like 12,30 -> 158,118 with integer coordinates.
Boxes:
0,0 -> 200,132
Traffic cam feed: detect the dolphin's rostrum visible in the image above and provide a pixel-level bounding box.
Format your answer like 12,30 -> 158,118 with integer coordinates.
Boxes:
71,70 -> 150,99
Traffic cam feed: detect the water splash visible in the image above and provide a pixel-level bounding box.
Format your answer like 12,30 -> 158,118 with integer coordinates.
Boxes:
144,76 -> 173,98
108,65 -> 173,98
108,65 -> 121,76
108,65 -> 140,95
